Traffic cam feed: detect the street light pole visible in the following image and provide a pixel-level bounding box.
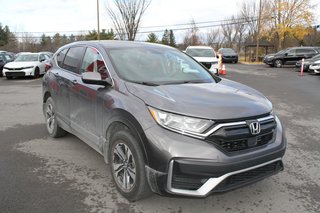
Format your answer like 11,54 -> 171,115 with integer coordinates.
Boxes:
97,0 -> 100,40
255,0 -> 262,62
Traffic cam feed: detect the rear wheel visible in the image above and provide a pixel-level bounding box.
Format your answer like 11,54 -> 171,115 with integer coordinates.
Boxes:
108,130 -> 151,201
274,59 -> 283,68
44,97 -> 66,138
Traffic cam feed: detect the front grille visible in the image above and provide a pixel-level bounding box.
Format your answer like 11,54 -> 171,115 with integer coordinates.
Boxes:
5,67 -> 24,71
200,62 -> 212,69
213,161 -> 283,192
5,72 -> 25,77
206,118 -> 276,152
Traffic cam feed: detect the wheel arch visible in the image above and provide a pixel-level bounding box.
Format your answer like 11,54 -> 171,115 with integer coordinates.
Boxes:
103,109 -> 150,166
43,91 -> 51,103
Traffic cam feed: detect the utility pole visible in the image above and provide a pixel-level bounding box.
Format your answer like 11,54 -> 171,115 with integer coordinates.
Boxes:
97,0 -> 100,40
255,0 -> 262,62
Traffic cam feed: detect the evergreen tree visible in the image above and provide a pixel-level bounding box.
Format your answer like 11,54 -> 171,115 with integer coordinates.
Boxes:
169,30 -> 176,47
100,29 -> 115,40
0,23 -> 11,46
161,29 -> 169,45
146,33 -> 158,43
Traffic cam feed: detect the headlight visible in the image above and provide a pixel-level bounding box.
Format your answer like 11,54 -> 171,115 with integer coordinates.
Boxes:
149,107 -> 214,134
267,56 -> 274,59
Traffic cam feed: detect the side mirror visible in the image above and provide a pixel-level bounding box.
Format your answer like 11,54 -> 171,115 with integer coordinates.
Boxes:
40,59 -> 45,62
0,59 -> 4,63
81,72 -> 111,86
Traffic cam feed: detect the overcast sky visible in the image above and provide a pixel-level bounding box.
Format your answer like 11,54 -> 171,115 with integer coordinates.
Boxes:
0,0 -> 319,42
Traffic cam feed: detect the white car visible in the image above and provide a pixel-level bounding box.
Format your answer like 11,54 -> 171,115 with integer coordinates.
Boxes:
185,46 -> 219,74
309,59 -> 320,74
3,53 -> 51,79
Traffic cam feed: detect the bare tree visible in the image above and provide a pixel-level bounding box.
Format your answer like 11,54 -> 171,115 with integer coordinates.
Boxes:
107,0 -> 151,40
182,19 -> 203,47
220,15 -> 245,51
206,28 -> 220,47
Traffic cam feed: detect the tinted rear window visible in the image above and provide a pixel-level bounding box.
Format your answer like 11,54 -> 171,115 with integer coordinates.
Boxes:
56,48 -> 68,67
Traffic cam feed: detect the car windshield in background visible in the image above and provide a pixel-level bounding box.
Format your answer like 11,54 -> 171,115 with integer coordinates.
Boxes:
221,48 -> 236,54
108,47 -> 214,85
186,49 -> 215,57
15,54 -> 38,62
311,54 -> 320,59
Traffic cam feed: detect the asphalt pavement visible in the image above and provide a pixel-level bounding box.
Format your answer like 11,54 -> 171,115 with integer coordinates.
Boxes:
0,64 -> 319,213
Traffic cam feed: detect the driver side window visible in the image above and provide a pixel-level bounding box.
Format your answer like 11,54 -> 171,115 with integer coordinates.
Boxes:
81,47 -> 108,79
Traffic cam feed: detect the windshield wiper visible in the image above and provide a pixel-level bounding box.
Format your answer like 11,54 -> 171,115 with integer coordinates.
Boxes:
162,80 -> 207,85
131,81 -> 160,86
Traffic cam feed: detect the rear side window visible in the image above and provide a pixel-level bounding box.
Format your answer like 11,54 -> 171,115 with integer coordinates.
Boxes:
61,47 -> 86,74
296,49 -> 316,54
56,48 -> 68,67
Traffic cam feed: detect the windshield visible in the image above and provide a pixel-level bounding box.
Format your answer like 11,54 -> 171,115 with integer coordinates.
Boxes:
108,47 -> 214,85
186,48 -> 216,57
311,54 -> 320,60
15,54 -> 38,62
221,48 -> 236,54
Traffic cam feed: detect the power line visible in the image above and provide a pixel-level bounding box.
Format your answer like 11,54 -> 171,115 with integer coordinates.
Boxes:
12,17 -> 257,35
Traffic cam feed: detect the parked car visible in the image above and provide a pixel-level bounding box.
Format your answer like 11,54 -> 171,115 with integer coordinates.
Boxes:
185,46 -> 219,73
217,48 -> 238,63
43,41 -> 286,201
295,54 -> 320,72
3,52 -> 51,79
308,60 -> 320,74
0,51 -> 14,76
263,47 -> 320,68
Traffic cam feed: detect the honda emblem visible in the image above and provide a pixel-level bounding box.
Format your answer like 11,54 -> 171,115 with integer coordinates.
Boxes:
249,122 -> 261,135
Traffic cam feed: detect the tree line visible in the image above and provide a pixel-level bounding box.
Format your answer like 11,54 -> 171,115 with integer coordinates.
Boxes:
1,0 -> 319,60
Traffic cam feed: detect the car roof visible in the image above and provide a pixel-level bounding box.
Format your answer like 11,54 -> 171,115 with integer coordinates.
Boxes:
186,46 -> 214,50
62,40 -> 173,50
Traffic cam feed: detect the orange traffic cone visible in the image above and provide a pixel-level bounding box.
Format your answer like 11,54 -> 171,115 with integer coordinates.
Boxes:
219,65 -> 226,75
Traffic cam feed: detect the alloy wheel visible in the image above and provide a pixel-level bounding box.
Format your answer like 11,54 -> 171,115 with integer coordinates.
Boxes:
112,143 -> 136,192
45,103 -> 55,134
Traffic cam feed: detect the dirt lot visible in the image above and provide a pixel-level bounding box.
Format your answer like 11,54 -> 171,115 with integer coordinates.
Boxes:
0,64 -> 319,213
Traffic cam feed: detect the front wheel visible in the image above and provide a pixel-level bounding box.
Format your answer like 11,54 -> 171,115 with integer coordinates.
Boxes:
274,59 -> 283,68
108,130 -> 151,201
44,97 -> 66,138
34,67 -> 40,78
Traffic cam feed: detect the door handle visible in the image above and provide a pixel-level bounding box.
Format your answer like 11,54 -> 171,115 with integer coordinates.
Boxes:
52,72 -> 59,76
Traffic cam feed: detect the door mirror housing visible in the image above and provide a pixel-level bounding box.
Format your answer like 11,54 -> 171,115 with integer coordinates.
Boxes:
81,72 -> 111,86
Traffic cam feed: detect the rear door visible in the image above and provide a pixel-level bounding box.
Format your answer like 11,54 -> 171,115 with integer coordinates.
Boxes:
51,46 -> 86,126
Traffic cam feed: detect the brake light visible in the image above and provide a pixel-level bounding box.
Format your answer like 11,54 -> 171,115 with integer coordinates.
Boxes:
45,62 -> 52,72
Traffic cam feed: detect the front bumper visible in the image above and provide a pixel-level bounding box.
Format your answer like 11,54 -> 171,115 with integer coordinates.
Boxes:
222,56 -> 238,63
3,68 -> 34,77
263,58 -> 274,65
144,116 -> 286,197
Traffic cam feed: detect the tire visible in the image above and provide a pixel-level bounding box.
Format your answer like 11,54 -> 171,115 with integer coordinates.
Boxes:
274,59 -> 283,68
108,130 -> 151,201
44,97 -> 66,138
34,67 -> 40,78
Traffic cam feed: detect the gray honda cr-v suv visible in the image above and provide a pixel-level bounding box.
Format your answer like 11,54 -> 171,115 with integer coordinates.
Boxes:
42,41 -> 286,201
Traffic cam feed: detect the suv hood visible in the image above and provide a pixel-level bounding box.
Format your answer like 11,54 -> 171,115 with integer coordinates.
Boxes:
193,57 -> 218,63
126,79 -> 272,120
